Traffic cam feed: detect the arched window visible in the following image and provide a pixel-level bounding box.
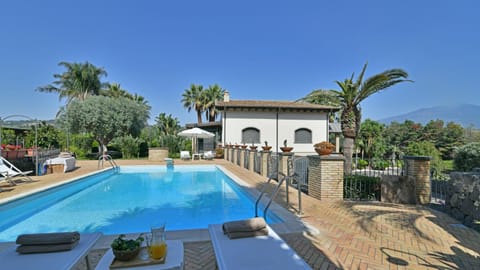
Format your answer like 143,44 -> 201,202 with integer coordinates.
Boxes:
242,127 -> 260,144
295,128 -> 312,143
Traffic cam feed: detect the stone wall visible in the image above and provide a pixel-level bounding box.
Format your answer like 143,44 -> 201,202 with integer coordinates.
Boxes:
381,156 -> 431,205
380,175 -> 417,204
445,171 -> 480,230
148,148 -> 168,161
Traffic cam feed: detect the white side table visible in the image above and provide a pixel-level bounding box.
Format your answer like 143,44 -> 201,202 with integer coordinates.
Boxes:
95,240 -> 184,270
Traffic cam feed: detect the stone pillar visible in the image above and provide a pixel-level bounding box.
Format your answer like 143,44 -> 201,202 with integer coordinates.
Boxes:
279,152 -> 294,176
261,151 -> 271,177
248,150 -> 256,172
404,156 -> 431,205
307,154 -> 345,201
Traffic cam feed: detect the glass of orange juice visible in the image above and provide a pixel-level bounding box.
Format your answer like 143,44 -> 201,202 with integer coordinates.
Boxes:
147,224 -> 167,260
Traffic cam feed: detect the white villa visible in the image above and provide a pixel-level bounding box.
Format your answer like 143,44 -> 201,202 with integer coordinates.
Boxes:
216,92 -> 340,155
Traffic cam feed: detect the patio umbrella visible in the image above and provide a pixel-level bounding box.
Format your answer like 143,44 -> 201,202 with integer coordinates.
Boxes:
177,127 -> 215,154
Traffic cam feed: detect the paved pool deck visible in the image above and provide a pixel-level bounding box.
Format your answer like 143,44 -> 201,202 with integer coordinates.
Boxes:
1,159 -> 479,269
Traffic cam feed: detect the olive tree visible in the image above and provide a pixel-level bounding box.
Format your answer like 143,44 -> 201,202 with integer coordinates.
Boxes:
60,95 -> 149,153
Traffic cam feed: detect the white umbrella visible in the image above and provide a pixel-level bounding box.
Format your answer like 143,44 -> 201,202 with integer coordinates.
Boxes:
178,127 -> 215,154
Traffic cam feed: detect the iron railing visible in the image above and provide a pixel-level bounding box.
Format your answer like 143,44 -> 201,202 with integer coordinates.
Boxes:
236,149 -> 241,166
344,175 -> 381,201
254,152 -> 261,174
430,178 -> 449,208
267,153 -> 278,179
244,149 -> 250,169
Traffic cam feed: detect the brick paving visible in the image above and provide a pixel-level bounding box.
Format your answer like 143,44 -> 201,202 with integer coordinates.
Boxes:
2,159 -> 480,269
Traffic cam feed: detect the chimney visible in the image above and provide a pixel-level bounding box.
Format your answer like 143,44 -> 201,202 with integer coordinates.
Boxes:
223,91 -> 230,102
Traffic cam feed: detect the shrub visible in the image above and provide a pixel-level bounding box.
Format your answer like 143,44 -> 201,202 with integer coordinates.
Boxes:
138,142 -> 149,157
371,158 -> 390,170
215,148 -> 224,158
356,159 -> 369,170
453,142 -> 480,171
405,141 -> 444,178
111,135 -> 142,159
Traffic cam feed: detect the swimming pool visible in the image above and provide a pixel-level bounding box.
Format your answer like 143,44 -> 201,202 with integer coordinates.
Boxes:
0,165 -> 280,242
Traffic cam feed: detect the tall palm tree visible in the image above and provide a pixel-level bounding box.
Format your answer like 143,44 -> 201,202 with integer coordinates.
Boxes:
203,84 -> 226,122
181,84 -> 205,123
37,61 -> 108,106
333,63 -> 412,174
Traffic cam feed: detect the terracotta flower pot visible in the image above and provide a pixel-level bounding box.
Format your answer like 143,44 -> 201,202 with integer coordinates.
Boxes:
261,146 -> 272,151
315,147 -> 333,156
249,146 -> 258,151
280,147 -> 293,153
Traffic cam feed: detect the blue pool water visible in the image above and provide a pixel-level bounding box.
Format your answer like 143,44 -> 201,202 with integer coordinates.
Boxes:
0,165 -> 279,241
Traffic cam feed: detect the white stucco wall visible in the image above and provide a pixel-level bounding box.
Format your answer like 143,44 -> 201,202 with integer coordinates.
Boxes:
222,110 -> 329,155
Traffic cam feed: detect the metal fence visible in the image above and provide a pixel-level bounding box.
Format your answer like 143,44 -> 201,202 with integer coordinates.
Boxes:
430,177 -> 449,208
236,149 -> 241,166
267,153 -> 278,179
344,175 -> 381,201
352,167 -> 404,177
253,152 -> 261,174
7,148 -> 61,176
289,156 -> 308,193
244,149 -> 250,169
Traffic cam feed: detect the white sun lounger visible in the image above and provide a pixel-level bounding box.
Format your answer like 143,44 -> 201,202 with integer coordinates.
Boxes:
0,232 -> 102,270
180,151 -> 191,160
0,157 -> 34,184
208,224 -> 311,270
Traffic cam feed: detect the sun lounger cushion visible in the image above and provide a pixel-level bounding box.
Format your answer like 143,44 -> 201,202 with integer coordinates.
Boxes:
15,232 -> 81,254
16,240 -> 79,254
16,232 -> 80,245
222,217 -> 268,239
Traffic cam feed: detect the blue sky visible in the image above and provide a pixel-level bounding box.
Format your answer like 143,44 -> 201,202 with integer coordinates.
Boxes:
1,0 -> 478,125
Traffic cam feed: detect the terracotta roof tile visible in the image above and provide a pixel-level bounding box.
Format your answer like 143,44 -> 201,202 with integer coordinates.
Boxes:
216,100 -> 339,111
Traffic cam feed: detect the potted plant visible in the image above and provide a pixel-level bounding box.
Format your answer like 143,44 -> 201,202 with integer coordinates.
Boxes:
262,141 -> 272,151
280,139 -> 293,153
111,234 -> 144,261
215,147 -> 224,158
314,141 -> 335,156
241,143 -> 248,149
249,142 -> 258,151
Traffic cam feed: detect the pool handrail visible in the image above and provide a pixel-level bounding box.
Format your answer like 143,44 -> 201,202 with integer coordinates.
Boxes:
98,154 -> 119,171
254,172 -> 287,219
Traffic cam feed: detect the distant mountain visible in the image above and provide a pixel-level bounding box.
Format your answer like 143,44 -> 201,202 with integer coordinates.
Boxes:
378,104 -> 480,128
1,119 -> 55,129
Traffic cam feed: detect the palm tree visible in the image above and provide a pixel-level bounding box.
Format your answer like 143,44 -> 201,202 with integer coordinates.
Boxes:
155,113 -> 181,136
101,83 -> 133,99
181,84 -> 205,123
203,84 -> 226,122
333,63 -> 412,174
37,61 -> 108,106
